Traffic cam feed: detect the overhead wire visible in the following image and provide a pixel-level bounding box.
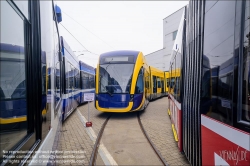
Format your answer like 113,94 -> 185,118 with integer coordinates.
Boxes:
62,11 -> 115,50
59,23 -> 99,56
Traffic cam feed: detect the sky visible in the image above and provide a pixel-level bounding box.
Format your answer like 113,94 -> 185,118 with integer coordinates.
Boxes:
56,1 -> 189,67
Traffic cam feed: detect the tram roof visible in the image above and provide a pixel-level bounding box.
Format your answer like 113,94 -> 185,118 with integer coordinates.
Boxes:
100,50 -> 140,58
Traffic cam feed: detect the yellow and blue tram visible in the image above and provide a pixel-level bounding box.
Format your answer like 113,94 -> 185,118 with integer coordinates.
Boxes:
51,36 -> 95,121
149,66 -> 165,100
164,71 -> 169,96
95,50 -> 150,112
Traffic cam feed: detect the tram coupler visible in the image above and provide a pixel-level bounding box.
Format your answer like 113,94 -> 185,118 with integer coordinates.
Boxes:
86,122 -> 92,127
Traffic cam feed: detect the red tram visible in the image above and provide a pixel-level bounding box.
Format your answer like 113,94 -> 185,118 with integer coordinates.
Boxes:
168,0 -> 250,165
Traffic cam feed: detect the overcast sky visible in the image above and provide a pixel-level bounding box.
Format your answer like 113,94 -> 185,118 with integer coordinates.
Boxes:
56,1 -> 189,67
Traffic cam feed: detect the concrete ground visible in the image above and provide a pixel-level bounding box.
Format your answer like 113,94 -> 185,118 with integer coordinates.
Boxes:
100,112 -> 163,165
56,97 -> 190,165
140,97 -> 190,165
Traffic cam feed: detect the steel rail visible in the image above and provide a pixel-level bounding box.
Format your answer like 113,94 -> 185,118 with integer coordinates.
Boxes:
137,112 -> 168,166
89,114 -> 111,166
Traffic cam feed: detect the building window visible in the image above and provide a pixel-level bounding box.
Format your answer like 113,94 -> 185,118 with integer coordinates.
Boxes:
172,30 -> 178,40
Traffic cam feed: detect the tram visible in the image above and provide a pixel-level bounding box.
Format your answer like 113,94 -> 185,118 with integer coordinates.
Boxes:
0,0 -> 63,165
60,36 -> 95,121
168,1 -> 250,165
164,71 -> 170,96
79,60 -> 95,104
149,66 -> 165,100
95,50 -> 151,112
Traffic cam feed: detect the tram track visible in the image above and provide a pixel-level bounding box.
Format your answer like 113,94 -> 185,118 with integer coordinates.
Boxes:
89,114 -> 112,166
89,112 -> 168,166
137,112 -> 168,166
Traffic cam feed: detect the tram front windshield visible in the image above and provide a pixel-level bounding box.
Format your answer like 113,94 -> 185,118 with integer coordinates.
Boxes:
99,63 -> 134,94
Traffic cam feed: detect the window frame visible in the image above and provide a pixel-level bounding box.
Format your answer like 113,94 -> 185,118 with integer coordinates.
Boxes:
237,0 -> 250,126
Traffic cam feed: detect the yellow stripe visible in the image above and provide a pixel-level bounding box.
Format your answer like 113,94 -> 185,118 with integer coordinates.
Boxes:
168,109 -> 171,115
171,124 -> 179,142
0,116 -> 27,124
96,101 -> 133,112
130,52 -> 144,94
42,109 -> 47,116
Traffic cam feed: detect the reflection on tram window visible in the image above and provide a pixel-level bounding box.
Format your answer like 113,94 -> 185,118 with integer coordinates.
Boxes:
241,0 -> 250,122
0,0 -> 27,159
89,75 -> 95,89
202,1 -> 236,125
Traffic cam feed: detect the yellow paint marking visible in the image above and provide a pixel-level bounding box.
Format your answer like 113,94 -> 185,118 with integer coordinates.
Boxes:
171,124 -> 178,142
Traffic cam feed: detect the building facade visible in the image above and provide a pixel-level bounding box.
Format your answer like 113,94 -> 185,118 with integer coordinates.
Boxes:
145,6 -> 185,71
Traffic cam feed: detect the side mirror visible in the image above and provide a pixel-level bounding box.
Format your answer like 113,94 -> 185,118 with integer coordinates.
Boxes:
55,5 -> 62,23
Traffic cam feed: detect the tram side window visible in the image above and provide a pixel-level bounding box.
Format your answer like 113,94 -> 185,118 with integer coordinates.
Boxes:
157,78 -> 161,88
143,69 -> 149,92
89,75 -> 94,89
211,67 -> 219,96
0,0 -> 28,159
169,64 -> 173,90
202,0 -> 235,124
48,72 -> 51,90
166,78 -> 169,87
42,64 -> 46,94
145,71 -> 149,90
240,0 -> 250,123
67,62 -> 72,92
135,68 -> 144,93
55,62 -> 60,93
73,68 -> 76,89
65,63 -> 69,93
202,68 -> 211,99
153,76 -> 157,93
70,65 -> 75,90
171,78 -> 175,90
82,72 -> 89,89
218,75 -> 233,99
175,77 -> 180,98
75,69 -> 80,89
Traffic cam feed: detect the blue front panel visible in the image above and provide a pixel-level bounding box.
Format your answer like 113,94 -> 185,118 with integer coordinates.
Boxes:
132,94 -> 143,110
98,94 -> 130,108
0,99 -> 26,118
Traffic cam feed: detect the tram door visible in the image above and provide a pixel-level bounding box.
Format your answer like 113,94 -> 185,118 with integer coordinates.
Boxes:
161,80 -> 164,94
